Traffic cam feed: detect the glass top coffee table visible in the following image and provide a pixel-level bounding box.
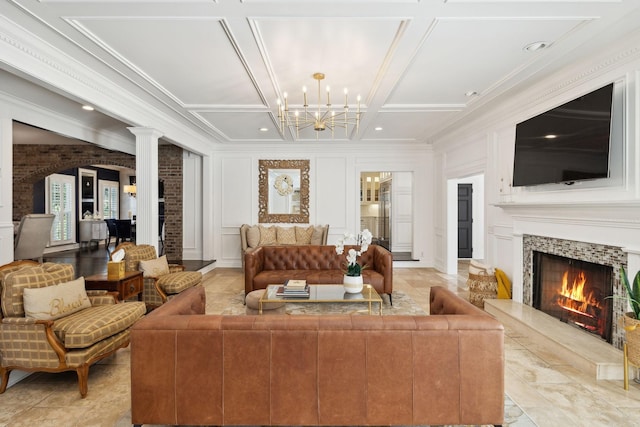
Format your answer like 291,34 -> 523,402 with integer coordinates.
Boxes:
260,284 -> 383,315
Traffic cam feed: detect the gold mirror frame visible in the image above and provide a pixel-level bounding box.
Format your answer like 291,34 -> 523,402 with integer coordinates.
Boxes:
259,159 -> 310,223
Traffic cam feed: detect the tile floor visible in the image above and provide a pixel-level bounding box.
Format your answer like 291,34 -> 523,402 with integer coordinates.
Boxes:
0,265 -> 639,426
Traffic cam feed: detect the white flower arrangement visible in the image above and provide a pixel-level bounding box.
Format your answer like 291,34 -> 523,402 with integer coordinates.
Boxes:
335,229 -> 373,277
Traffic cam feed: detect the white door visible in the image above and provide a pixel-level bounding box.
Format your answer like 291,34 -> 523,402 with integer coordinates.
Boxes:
99,180 -> 119,219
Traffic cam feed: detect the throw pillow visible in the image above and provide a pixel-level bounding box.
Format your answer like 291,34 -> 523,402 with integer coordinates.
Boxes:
276,226 -> 297,245
246,225 -> 260,248
23,277 -> 91,321
295,226 -> 314,244
310,225 -> 325,245
139,255 -> 170,277
258,225 -> 277,245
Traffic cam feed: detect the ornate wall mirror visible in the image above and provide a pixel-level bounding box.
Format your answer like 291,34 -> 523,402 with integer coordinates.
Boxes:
258,159 -> 309,223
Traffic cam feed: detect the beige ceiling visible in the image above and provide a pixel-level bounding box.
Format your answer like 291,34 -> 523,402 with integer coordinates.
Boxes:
3,0 -> 640,147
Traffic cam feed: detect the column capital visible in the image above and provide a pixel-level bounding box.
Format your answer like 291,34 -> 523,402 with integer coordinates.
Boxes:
127,127 -> 163,140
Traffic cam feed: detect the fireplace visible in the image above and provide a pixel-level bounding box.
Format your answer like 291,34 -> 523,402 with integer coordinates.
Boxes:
532,252 -> 613,342
522,235 -> 629,349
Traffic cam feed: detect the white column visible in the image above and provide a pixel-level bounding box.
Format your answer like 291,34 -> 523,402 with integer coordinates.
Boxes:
0,117 -> 14,265
128,127 -> 162,254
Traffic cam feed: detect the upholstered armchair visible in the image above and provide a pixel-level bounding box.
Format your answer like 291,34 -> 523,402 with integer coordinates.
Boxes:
0,260 -> 146,398
14,213 -> 55,262
113,243 -> 202,309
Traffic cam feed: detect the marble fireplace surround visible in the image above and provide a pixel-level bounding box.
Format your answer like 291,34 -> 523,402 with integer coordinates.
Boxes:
522,235 -> 627,349
491,201 -> 640,379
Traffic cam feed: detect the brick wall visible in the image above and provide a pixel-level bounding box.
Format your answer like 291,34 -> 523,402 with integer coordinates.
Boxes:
13,143 -> 184,260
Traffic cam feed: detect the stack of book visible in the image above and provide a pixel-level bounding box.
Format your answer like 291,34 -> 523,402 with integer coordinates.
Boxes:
276,279 -> 310,298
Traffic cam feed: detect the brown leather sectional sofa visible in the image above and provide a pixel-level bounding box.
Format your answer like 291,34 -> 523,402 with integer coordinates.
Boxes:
244,244 -> 393,302
130,284 -> 505,426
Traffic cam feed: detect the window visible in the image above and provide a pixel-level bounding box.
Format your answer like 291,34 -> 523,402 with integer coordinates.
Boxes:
99,180 -> 119,219
46,174 -> 76,245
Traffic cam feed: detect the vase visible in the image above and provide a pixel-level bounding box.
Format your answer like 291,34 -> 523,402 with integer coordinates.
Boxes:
343,274 -> 364,294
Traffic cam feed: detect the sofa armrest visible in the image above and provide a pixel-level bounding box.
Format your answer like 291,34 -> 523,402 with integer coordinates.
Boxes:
239,224 -> 250,253
168,264 -> 185,273
1,316 -> 40,326
1,318 -> 66,366
429,286 -> 488,316
87,291 -> 119,306
143,285 -> 205,318
372,245 -> 393,294
244,246 -> 265,294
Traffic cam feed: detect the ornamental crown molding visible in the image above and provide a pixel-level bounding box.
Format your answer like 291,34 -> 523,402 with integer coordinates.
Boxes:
0,14 -> 214,156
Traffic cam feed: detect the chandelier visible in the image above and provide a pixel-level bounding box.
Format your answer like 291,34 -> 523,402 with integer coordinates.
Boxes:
277,72 -> 361,139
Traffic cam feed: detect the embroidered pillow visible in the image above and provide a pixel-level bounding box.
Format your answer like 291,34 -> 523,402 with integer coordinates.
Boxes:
139,255 -> 170,277
23,277 -> 91,321
295,226 -> 314,244
246,225 -> 260,248
258,225 -> 277,246
276,226 -> 297,245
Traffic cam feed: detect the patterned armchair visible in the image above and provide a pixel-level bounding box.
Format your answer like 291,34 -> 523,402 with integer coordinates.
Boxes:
0,261 -> 146,398
113,243 -> 202,309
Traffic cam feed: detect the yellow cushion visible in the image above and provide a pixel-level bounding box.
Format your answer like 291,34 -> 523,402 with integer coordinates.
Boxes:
258,225 -> 277,245
276,226 -> 296,245
495,268 -> 512,299
53,301 -> 146,348
295,226 -> 314,244
157,271 -> 202,294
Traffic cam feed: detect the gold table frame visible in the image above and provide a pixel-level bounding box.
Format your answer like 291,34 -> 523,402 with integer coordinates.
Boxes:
259,284 -> 383,315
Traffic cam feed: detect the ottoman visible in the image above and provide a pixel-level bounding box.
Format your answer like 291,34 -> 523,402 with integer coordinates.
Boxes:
245,289 -> 284,311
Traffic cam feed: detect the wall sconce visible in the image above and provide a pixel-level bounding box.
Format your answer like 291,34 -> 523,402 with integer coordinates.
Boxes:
123,184 -> 137,197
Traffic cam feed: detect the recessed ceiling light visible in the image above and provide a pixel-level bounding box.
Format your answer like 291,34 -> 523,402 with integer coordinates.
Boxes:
374,127 -> 383,131
523,41 -> 550,52
82,105 -> 94,111
465,91 -> 478,97
259,127 -> 268,132
544,134 -> 557,139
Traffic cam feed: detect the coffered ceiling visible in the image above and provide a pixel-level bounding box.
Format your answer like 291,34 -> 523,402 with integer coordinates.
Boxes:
2,0 -> 640,149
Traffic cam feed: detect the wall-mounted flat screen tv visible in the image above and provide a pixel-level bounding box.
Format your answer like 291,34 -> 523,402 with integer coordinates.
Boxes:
512,83 -> 614,187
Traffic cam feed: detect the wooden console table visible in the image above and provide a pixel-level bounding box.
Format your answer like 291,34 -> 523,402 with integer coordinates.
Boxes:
84,270 -> 143,301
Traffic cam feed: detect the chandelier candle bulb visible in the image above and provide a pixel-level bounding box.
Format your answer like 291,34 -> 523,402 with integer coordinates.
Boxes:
277,72 -> 360,139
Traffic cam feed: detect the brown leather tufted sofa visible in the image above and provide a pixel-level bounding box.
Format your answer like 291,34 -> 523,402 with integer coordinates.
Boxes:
130,285 -> 505,427
244,244 -> 393,302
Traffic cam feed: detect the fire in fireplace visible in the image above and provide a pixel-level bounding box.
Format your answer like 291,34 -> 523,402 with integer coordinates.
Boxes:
533,252 -> 613,342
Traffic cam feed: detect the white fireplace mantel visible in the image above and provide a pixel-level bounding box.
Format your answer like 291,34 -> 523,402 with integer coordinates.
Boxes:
494,200 -> 640,225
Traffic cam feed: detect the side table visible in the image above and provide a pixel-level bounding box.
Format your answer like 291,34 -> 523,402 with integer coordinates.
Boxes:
84,270 -> 143,301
